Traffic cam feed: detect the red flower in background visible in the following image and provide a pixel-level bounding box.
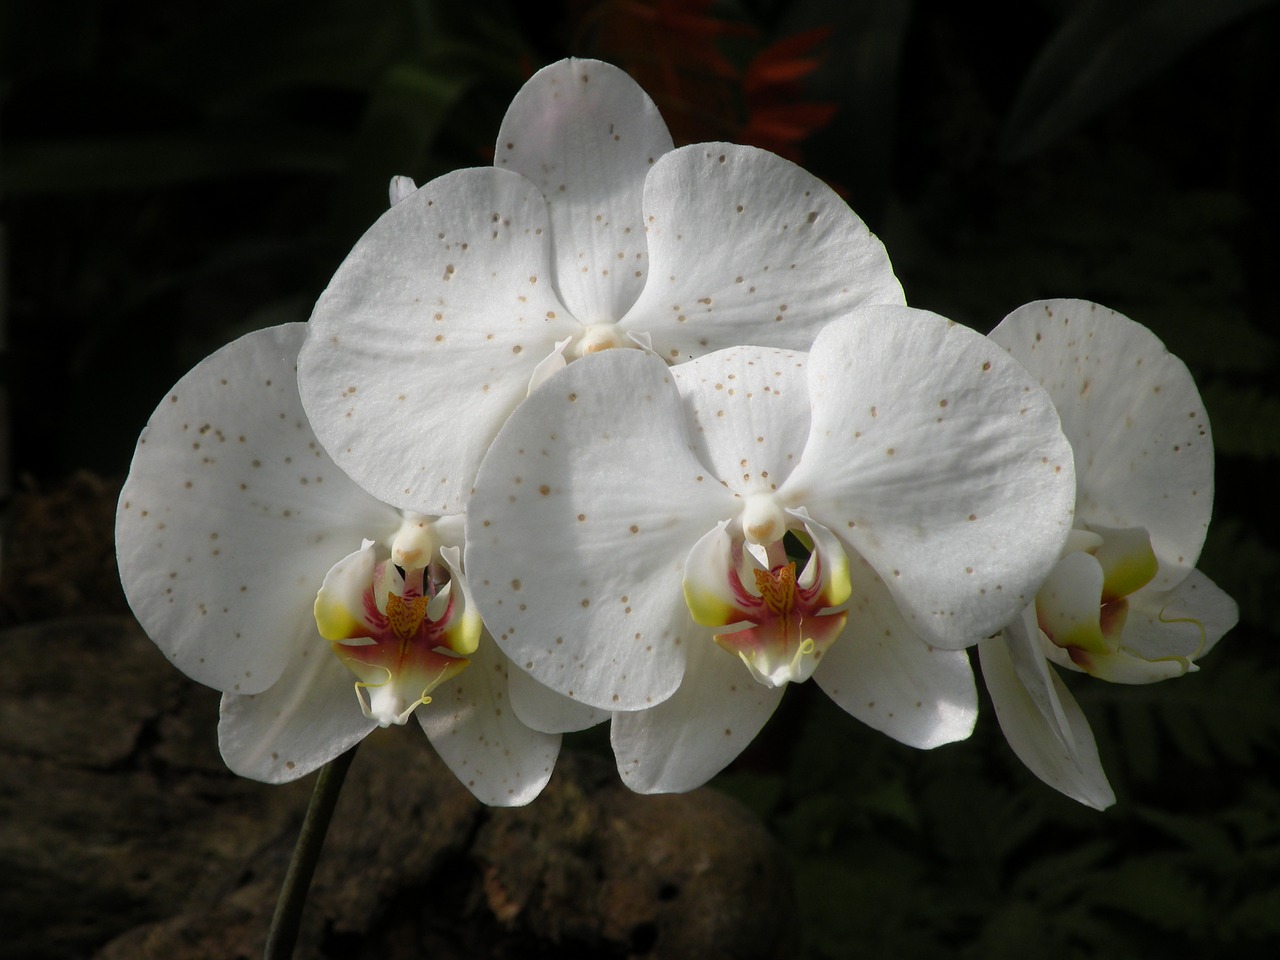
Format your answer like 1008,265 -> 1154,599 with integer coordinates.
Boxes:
567,0 -> 837,162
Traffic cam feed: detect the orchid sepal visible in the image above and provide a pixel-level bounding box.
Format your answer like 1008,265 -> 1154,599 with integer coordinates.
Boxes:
979,607 -> 1116,810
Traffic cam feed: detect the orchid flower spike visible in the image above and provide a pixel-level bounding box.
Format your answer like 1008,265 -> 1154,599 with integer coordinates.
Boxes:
978,300 -> 1239,810
116,323 -> 578,806
464,305 -> 1077,793
297,57 -> 903,517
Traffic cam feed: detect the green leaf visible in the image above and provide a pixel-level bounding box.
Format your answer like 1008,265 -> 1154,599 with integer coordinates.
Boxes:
1001,0 -> 1280,159
1200,382 -> 1280,460
1222,885 -> 1280,940
1102,854 -> 1210,934
327,60 -> 481,235
3,128 -> 347,195
1133,805 -> 1240,869
712,770 -> 785,819
1010,839 -> 1113,903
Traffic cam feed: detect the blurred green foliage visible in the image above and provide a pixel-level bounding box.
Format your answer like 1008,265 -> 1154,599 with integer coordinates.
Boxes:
4,0 -> 1279,956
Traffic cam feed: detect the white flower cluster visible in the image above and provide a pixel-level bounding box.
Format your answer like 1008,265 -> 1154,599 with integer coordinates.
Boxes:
116,59 -> 1236,809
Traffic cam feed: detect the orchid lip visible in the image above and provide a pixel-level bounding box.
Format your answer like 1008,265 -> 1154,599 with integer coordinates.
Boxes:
684,509 -> 852,688
1035,524 -> 1197,683
316,535 -> 481,722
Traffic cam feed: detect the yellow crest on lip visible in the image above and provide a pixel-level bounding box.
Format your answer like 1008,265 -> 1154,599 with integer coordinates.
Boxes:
754,563 -> 797,618
386,591 -> 430,641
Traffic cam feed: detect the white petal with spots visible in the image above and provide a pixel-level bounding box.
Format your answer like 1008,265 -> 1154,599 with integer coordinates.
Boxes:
506,665 -> 608,734
624,143 -> 902,362
116,323 -> 402,694
989,299 -> 1214,590
670,346 -> 810,496
301,59 -> 906,518
813,556 -> 977,748
418,629 -> 561,807
219,642 -> 376,783
496,57 -> 673,324
298,167 -> 577,515
611,628 -> 785,794
465,350 -> 735,712
784,305 -> 1076,649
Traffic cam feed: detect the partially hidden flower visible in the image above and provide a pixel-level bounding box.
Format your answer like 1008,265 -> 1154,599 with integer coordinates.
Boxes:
115,323 -> 578,805
463,305 -> 1077,792
297,56 -> 902,517
978,300 -> 1239,809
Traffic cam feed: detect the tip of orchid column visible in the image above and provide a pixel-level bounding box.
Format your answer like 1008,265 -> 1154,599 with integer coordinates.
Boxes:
577,323 -> 625,355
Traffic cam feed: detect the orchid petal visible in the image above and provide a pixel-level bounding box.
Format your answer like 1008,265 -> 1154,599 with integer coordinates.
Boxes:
670,346 -> 811,496
978,631 -> 1115,810
623,143 -> 902,361
1063,527 -> 1105,555
784,306 -> 1075,649
611,631 -> 785,794
218,645 -> 377,783
989,299 -> 1214,590
298,167 -> 578,515
496,58 -> 674,324
466,350 -> 735,711
506,665 -> 609,734
417,630 -> 560,807
813,556 -> 977,748
116,324 -> 401,694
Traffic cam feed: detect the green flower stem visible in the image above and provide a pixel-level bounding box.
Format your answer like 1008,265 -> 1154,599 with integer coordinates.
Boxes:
263,745 -> 359,960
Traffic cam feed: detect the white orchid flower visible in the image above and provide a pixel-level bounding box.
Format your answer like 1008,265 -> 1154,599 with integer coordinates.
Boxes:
296,57 -> 903,517
463,305 -> 1077,792
979,300 -> 1239,809
115,323 -> 568,806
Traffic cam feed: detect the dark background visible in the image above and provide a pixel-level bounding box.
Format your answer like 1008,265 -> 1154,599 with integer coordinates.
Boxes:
4,1 -> 1279,956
